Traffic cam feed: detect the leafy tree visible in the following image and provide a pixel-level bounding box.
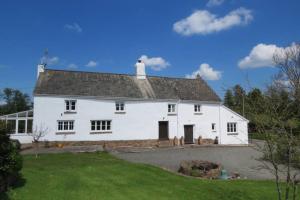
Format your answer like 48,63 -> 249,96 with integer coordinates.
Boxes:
252,43 -> 300,200
224,89 -> 235,108
232,84 -> 246,114
0,122 -> 23,192
0,88 -> 31,115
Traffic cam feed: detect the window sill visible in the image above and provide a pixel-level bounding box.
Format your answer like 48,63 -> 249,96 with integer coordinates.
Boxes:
10,133 -> 31,136
227,133 -> 238,135
90,131 -> 112,134
56,131 -> 75,135
115,111 -> 126,114
194,112 -> 203,115
168,113 -> 177,116
64,111 -> 77,114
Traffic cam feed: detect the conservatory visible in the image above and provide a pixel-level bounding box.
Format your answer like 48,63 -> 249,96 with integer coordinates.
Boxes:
0,110 -> 33,143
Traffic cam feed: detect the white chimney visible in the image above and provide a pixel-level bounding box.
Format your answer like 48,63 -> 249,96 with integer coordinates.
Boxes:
135,60 -> 146,79
37,64 -> 45,79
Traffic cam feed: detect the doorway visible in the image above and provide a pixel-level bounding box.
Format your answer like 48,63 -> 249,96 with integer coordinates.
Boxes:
184,125 -> 194,144
158,121 -> 169,140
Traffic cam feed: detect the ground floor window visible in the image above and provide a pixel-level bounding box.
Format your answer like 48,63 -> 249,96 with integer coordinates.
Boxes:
91,120 -> 111,131
227,122 -> 237,133
57,120 -> 74,131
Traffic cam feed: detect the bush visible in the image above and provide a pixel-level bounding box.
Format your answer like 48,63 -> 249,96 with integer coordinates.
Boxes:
0,122 -> 23,193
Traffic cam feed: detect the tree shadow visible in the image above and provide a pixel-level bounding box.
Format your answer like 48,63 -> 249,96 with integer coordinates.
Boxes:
11,176 -> 26,189
0,192 -> 9,200
0,176 -> 26,199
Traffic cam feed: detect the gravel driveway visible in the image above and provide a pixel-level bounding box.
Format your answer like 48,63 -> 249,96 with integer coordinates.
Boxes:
111,142 -> 279,180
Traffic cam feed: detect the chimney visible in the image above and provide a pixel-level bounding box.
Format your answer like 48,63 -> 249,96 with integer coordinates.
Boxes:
37,64 -> 45,79
135,59 -> 146,79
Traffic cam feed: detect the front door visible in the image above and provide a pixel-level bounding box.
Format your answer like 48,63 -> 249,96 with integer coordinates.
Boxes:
159,121 -> 169,140
184,125 -> 194,144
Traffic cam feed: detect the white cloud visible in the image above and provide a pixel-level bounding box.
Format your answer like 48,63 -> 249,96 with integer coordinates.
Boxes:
85,60 -> 98,67
173,7 -> 253,36
238,44 -> 282,69
139,55 -> 170,71
41,56 -> 59,66
64,23 -> 82,33
67,63 -> 78,69
186,63 -> 222,80
206,0 -> 224,7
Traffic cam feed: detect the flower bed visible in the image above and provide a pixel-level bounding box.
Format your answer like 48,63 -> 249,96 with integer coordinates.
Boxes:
178,160 -> 221,179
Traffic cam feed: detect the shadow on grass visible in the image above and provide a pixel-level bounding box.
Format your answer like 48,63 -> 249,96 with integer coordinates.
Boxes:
11,176 -> 26,189
0,176 -> 26,200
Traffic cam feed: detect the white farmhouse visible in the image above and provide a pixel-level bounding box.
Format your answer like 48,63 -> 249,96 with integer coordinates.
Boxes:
3,60 -> 249,146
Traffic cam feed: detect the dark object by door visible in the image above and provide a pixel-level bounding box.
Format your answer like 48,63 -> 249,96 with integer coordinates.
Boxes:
159,121 -> 169,140
184,125 -> 194,144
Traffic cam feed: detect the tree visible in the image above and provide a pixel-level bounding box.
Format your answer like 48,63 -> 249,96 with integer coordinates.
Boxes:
232,84 -> 246,112
247,88 -> 265,132
251,43 -> 300,200
31,125 -> 49,158
0,122 -> 23,193
273,43 -> 300,101
224,89 -> 235,108
0,88 -> 31,115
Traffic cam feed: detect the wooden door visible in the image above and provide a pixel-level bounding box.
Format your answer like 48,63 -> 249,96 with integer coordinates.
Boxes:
184,125 -> 194,144
159,121 -> 169,140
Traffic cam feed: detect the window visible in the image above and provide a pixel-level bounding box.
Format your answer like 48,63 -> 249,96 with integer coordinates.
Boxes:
115,102 -> 125,112
168,104 -> 176,113
57,120 -> 74,131
212,123 -> 216,131
65,100 -> 76,112
194,104 -> 201,113
227,123 -> 237,133
7,120 -> 16,134
18,120 -> 26,133
27,119 -> 33,133
91,120 -> 112,132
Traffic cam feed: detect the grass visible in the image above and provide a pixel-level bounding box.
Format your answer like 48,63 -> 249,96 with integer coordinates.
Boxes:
2,152 -> 294,200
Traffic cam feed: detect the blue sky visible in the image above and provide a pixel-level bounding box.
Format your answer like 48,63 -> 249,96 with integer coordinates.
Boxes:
0,0 -> 299,99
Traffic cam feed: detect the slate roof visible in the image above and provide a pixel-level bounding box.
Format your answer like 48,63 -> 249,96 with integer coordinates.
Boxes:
34,69 -> 221,102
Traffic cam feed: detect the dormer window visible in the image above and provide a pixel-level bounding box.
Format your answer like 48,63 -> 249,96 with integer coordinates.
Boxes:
115,102 -> 125,113
194,104 -> 201,113
168,104 -> 176,114
65,100 -> 76,112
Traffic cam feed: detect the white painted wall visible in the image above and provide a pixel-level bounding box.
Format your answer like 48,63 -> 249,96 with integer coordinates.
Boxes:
19,96 -> 248,145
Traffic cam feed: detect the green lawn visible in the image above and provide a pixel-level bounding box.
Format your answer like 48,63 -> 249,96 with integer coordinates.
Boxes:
2,152 -> 290,200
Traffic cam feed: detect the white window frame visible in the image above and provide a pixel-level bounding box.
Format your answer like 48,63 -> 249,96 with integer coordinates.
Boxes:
115,102 -> 125,113
227,122 -> 237,134
194,104 -> 202,113
90,120 -> 112,133
168,104 -> 176,114
57,120 -> 75,133
212,123 -> 216,132
65,100 -> 77,112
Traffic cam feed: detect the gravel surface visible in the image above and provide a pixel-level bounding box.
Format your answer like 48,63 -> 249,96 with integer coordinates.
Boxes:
111,142 -> 282,180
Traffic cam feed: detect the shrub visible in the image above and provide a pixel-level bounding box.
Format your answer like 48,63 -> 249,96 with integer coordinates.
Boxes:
0,122 -> 23,193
